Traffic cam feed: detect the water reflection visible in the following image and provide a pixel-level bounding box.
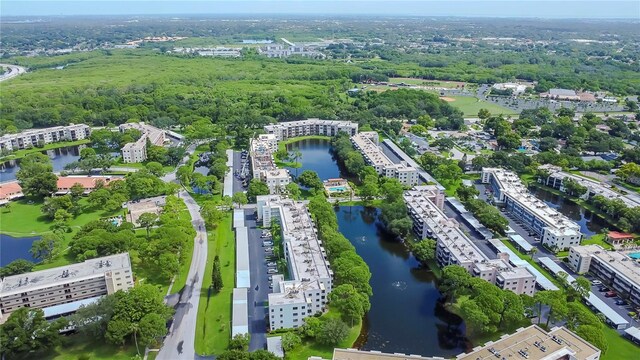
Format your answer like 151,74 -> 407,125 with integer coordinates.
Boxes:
0,234 -> 39,266
0,145 -> 85,182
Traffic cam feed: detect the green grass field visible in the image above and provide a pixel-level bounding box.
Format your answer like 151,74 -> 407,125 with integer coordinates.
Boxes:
388,77 -> 466,88
39,335 -> 137,360
194,213 -> 234,355
446,96 -> 517,117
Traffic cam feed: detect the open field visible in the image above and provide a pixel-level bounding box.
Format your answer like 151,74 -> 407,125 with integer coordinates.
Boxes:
388,77 -> 467,88
194,213 -> 234,355
38,334 -> 137,360
446,96 -> 518,117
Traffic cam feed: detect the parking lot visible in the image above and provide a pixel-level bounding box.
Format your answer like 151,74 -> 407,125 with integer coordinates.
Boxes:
232,150 -> 249,193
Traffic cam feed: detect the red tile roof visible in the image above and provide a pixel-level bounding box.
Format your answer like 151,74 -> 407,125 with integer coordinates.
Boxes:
608,231 -> 634,240
0,181 -> 23,199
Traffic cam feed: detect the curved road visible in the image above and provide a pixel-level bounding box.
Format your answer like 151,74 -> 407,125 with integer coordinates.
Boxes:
0,64 -> 26,82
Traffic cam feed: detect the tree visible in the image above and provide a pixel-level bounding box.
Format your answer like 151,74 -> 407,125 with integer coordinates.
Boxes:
232,192 -> 248,208
217,350 -> 250,360
16,153 -> 58,198
176,165 -> 192,186
316,318 -> 349,345
71,295 -> 117,338
138,313 -> 168,348
211,255 -> 223,292
201,201 -> 223,229
145,161 -> 165,177
456,185 -> 479,202
137,212 -> 158,236
460,299 -> 492,336
156,252 -> 179,281
329,284 -> 370,326
538,137 -> 559,152
300,316 -> 323,338
0,259 -> 35,277
497,132 -> 521,150
0,308 -> 64,358
281,331 -> 302,351
412,239 -> 436,263
250,350 -> 280,360
529,246 -> 538,260
297,170 -> 323,190
69,182 -> 86,201
53,208 -> 73,234
478,109 -> 491,120
42,195 -> 74,219
576,325 -> 608,354
30,233 -> 62,262
285,182 -> 301,200
229,333 -> 250,351
247,179 -> 270,202
440,265 -> 472,304
359,174 -> 379,201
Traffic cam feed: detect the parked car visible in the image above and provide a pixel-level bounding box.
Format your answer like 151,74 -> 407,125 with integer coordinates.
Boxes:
267,269 -> 278,274
262,241 -> 273,246
264,247 -> 274,252
598,287 -> 610,292
591,280 -> 602,286
268,275 -> 273,281
615,299 -> 628,306
604,291 -> 617,298
266,261 -> 277,267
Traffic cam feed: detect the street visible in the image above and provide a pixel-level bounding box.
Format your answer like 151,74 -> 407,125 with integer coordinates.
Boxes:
0,63 -> 26,82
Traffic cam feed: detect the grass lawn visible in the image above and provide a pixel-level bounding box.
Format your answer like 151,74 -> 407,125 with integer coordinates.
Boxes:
0,139 -> 91,161
284,307 -> 362,360
194,212 -> 235,356
602,326 -> 638,360
582,234 -> 614,250
447,96 -> 517,117
33,334 -> 137,360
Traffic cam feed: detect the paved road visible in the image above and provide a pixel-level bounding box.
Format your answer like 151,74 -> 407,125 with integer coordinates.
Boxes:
0,64 -> 26,82
245,210 -> 270,351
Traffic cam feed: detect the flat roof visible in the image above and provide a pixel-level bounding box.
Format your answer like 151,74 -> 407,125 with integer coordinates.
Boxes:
352,132 -> 396,168
232,288 -> 249,336
509,234 -> 534,252
0,253 -> 132,297
456,325 -> 600,360
624,326 -> 640,341
43,296 -> 102,318
233,209 -> 245,229
331,348 -> 440,360
488,240 -> 559,291
537,257 -> 575,283
382,139 -> 444,190
572,245 -> 640,288
264,119 -> 358,131
235,227 -> 250,289
585,292 -> 629,327
267,336 -> 285,358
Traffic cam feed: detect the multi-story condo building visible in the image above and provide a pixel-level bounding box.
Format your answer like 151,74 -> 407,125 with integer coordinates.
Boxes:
482,168 -> 582,251
538,164 -> 640,208
256,195 -> 333,330
568,245 -> 640,307
119,122 -> 166,163
352,132 -> 420,186
0,253 -> 134,324
0,124 -> 91,152
264,119 -> 358,141
258,42 -> 325,59
404,186 -> 536,295
250,134 -> 290,194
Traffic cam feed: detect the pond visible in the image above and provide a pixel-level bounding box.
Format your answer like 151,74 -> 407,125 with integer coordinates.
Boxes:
0,233 -> 39,267
336,206 -> 469,357
0,145 -> 86,182
284,138 -> 345,181
530,187 -> 610,237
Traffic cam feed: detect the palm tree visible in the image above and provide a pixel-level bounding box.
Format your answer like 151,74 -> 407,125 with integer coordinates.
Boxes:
529,247 -> 538,260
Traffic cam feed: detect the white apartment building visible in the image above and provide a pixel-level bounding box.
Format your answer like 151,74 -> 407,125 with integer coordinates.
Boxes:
568,245 -> 640,307
250,134 -> 290,194
119,122 -> 166,163
0,253 -> 134,324
482,168 -> 582,251
259,44 -> 324,59
0,124 -> 91,152
264,119 -> 358,141
404,186 -> 536,295
352,132 -> 420,186
256,195 -> 333,330
538,164 -> 640,208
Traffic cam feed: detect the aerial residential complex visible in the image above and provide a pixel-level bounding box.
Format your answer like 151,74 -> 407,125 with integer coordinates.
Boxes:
538,164 -> 640,208
568,244 -> 640,307
352,131 -> 420,186
118,122 -> 166,163
482,168 -> 583,251
256,195 -> 333,330
249,134 -> 290,194
0,124 -> 91,152
264,119 -> 358,141
404,185 -> 537,295
0,253 -> 134,324
310,325 -> 600,360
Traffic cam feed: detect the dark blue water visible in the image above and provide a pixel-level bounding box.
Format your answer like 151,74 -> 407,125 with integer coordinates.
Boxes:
0,145 -> 85,182
530,187 -> 608,237
335,206 -> 468,357
0,233 -> 39,266
284,139 -> 344,181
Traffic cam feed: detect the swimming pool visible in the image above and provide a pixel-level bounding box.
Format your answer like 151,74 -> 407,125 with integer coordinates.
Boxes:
328,186 -> 348,192
629,252 -> 640,260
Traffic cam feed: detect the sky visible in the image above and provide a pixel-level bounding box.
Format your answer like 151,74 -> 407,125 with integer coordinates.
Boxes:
1,1 -> 639,18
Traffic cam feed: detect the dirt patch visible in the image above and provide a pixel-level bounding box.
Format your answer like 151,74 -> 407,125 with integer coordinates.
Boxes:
439,96 -> 456,102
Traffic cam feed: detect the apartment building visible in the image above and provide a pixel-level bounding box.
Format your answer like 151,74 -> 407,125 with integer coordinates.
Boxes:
0,253 -> 134,324
256,195 -> 333,330
259,44 -> 324,59
568,245 -> 640,307
352,132 -> 419,186
264,119 -> 358,141
482,168 -> 582,251
456,325 -> 601,360
250,134 -> 290,194
404,186 -> 536,295
0,124 -> 91,152
538,164 -> 640,208
119,122 -> 166,163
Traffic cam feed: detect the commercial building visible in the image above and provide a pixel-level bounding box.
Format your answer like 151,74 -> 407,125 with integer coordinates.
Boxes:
482,168 -> 582,251
256,195 -> 332,330
0,253 -> 134,324
538,164 -> 640,209
119,122 -> 166,163
568,244 -> 640,307
0,124 -> 91,152
492,82 -> 530,95
455,325 -> 601,360
404,186 -> 536,295
264,119 -> 358,141
352,132 -> 419,186
250,134 -> 290,194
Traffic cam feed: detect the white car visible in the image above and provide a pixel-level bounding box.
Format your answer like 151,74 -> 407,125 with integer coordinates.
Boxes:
592,280 -> 602,286
267,269 -> 278,274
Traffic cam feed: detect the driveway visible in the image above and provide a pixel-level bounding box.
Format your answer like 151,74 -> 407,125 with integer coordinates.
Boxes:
245,210 -> 270,351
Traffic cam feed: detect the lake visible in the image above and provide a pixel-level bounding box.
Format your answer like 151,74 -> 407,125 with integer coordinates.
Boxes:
530,187 -> 610,237
0,145 -> 86,182
284,138 -> 345,181
335,206 -> 469,357
0,233 -> 39,267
